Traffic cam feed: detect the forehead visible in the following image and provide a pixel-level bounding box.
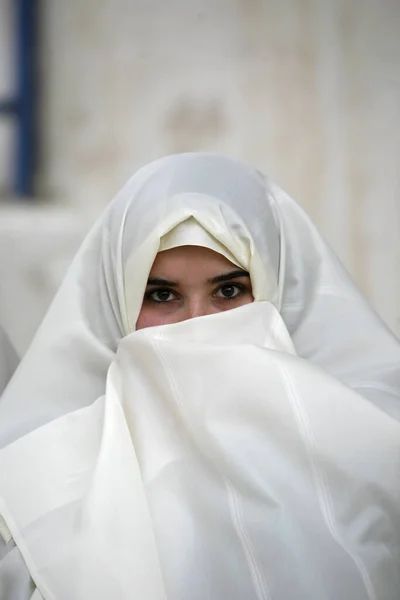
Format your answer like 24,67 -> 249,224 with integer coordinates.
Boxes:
150,246 -> 238,275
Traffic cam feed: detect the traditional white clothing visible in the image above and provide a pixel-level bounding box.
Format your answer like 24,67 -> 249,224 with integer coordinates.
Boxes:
0,325 -> 18,397
0,153 -> 399,600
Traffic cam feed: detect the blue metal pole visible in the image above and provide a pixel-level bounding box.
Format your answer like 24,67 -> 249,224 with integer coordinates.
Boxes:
14,0 -> 38,197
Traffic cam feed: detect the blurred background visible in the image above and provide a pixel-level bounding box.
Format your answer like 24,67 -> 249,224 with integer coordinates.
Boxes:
0,0 -> 399,355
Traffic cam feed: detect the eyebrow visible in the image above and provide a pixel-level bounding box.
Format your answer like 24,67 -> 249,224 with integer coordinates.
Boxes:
146,270 -> 250,288
147,277 -> 178,287
208,270 -> 250,284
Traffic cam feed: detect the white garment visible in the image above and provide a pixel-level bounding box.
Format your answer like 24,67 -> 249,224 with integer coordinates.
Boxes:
0,153 -> 399,599
158,216 -> 243,267
0,325 -> 18,396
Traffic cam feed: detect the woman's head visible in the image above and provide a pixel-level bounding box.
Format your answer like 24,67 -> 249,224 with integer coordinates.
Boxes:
136,215 -> 254,329
119,156 -> 280,334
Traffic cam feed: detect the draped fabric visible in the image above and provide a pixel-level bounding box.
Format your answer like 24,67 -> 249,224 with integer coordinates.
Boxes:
0,326 -> 18,396
0,153 -> 399,599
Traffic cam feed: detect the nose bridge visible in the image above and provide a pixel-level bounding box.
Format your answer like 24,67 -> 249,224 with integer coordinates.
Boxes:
186,293 -> 210,319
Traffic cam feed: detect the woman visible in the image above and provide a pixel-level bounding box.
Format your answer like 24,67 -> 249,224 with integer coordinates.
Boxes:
0,153 -> 399,600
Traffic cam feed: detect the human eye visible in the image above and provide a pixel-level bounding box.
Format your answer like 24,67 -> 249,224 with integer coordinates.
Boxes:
214,283 -> 245,300
145,288 -> 177,303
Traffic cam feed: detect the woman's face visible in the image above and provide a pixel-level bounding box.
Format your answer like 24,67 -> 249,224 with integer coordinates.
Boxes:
136,245 -> 253,330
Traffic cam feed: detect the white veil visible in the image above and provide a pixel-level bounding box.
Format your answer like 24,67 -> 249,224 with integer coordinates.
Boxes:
0,325 -> 18,396
0,153 -> 399,600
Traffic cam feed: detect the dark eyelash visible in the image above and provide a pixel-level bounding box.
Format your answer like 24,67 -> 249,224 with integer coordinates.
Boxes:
145,287 -> 178,300
215,282 -> 247,300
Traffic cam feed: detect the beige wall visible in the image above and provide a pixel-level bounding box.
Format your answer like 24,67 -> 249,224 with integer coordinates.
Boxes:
0,0 -> 399,352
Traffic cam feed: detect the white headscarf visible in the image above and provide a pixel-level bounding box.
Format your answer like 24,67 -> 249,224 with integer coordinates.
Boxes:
0,153 -> 399,600
158,216 -> 243,267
